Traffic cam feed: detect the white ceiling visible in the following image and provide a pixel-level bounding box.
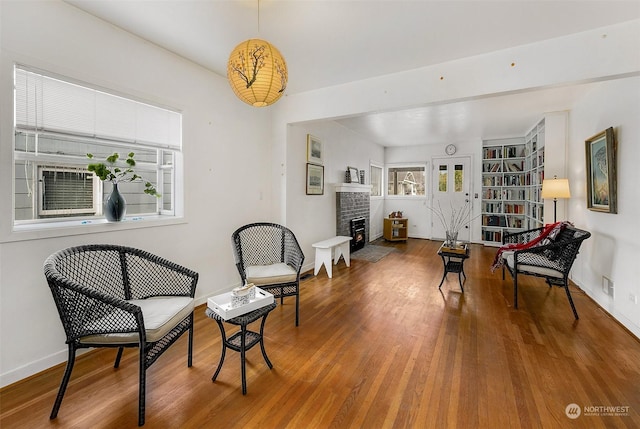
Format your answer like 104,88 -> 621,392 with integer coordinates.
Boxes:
65,0 -> 640,146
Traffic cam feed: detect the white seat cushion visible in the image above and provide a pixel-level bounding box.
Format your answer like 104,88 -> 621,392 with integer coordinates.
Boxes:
504,252 -> 563,279
246,262 -> 297,286
80,296 -> 194,344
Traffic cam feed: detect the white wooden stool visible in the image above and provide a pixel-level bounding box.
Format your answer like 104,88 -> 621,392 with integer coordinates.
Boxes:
311,236 -> 352,278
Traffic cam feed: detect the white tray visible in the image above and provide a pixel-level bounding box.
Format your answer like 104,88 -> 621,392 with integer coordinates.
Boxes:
207,287 -> 274,321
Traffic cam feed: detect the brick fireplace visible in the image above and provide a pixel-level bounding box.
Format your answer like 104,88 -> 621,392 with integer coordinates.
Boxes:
335,183 -> 370,251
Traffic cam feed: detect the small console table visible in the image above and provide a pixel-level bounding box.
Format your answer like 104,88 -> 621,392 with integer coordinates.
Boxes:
437,242 -> 470,292
205,302 -> 277,394
383,218 -> 408,241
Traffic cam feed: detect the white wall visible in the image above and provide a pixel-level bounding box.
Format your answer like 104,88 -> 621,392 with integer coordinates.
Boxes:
0,1 -> 273,386
286,121 -> 384,273
568,76 -> 640,338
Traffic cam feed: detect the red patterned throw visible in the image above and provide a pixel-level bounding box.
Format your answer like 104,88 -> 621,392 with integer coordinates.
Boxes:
490,221 -> 571,272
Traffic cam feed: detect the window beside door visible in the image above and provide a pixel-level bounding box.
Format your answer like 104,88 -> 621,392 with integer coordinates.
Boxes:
370,163 -> 383,197
387,165 -> 426,196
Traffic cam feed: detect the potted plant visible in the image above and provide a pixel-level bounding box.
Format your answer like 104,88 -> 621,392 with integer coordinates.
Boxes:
87,152 -> 159,222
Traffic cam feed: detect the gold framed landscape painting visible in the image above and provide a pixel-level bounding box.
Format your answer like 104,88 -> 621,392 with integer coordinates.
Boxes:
307,134 -> 323,165
585,127 -> 617,213
306,163 -> 324,195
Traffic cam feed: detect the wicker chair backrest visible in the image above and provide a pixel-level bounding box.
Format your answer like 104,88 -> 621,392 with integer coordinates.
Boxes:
49,247 -> 128,299
232,223 -> 304,272
553,227 -> 590,272
508,226 -> 590,275
44,244 -> 198,343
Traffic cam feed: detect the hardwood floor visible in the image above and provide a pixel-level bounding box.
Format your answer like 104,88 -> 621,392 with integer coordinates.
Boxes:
2,238 -> 640,428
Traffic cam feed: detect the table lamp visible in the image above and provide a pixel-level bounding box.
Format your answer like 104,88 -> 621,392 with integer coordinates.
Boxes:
541,176 -> 571,222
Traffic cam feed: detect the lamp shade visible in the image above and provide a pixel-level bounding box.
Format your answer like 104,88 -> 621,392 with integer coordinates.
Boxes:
227,38 -> 288,107
541,178 -> 571,199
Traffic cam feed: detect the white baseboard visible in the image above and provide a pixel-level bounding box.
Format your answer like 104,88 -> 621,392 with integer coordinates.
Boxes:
1,285 -> 238,389
0,348 -> 92,388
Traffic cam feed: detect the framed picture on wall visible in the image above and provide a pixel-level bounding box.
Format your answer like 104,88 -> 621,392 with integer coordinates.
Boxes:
307,134 -> 323,165
306,163 -> 324,195
585,127 -> 617,213
347,166 -> 360,183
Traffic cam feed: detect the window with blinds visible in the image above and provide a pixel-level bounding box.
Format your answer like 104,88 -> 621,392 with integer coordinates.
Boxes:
13,65 -> 182,225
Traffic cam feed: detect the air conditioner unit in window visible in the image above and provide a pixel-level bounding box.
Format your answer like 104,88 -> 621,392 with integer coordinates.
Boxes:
38,166 -> 100,217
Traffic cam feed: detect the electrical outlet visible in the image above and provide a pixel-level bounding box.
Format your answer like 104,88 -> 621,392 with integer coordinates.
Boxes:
629,294 -> 638,304
602,276 -> 614,297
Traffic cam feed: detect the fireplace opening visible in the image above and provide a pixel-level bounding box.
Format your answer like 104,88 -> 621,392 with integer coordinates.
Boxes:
350,217 -> 366,251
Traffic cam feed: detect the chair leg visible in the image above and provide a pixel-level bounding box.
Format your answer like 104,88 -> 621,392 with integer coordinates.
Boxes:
563,280 -> 579,320
513,274 -> 519,309
295,289 -> 300,327
114,347 -> 124,368
139,347 -> 146,426
50,343 -> 77,419
188,313 -> 194,367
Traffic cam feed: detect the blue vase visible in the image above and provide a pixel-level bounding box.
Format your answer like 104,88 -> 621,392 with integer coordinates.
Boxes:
104,183 -> 126,222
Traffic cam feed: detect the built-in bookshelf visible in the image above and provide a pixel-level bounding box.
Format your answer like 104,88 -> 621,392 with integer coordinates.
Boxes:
481,137 -> 527,245
481,114 -> 566,246
525,119 -> 545,229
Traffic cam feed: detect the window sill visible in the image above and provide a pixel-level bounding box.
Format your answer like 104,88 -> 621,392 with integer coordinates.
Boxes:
3,215 -> 186,243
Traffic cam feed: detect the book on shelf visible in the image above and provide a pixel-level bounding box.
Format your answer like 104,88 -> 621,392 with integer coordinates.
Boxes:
483,230 -> 502,242
507,162 -> 522,172
484,147 -> 502,159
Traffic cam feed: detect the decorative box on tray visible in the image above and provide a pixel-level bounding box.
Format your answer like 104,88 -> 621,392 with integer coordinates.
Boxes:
207,286 -> 274,321
442,242 -> 468,255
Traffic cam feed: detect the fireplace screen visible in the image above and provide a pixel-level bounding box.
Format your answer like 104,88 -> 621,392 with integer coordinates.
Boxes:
350,217 -> 366,251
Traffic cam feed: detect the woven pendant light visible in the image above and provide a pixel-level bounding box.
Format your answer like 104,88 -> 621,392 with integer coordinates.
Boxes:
227,38 -> 288,107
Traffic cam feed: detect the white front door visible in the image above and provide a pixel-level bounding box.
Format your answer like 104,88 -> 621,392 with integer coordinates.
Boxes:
431,156 -> 472,242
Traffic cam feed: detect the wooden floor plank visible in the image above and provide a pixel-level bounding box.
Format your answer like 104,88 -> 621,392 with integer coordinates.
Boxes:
2,238 -> 640,428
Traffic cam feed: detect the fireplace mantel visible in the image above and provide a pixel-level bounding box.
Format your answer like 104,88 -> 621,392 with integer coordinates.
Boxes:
333,183 -> 372,193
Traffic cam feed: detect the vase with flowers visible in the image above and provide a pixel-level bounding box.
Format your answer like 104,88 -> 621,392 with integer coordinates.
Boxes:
428,200 -> 478,247
87,152 -> 160,222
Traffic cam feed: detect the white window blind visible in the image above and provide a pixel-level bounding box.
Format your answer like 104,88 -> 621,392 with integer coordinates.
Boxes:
14,67 -> 181,149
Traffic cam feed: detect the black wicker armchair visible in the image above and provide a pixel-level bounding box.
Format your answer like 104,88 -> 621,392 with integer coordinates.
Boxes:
44,244 -> 198,426
232,223 -> 305,326
501,225 -> 590,319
